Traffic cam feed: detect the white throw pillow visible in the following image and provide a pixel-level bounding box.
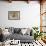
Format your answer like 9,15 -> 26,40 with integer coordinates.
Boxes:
3,29 -> 10,36
25,28 -> 31,35
21,28 -> 27,35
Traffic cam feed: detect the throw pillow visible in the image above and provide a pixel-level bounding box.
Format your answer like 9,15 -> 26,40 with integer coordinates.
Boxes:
8,27 -> 14,34
21,28 -> 27,35
24,28 -> 31,35
3,29 -> 10,36
14,28 -> 21,33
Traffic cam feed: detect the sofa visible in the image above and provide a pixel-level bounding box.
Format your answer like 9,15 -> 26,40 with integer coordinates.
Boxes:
3,27 -> 34,43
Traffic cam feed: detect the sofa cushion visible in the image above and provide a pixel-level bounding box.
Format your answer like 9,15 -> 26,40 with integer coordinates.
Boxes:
9,33 -> 34,43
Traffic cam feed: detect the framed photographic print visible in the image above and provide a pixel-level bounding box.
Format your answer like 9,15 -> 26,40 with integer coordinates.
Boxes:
8,11 -> 20,20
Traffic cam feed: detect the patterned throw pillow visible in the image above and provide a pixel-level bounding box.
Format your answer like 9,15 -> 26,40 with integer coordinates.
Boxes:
8,27 -> 14,34
14,28 -> 21,34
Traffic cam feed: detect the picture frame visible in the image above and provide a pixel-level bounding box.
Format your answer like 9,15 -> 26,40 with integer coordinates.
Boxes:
8,11 -> 20,20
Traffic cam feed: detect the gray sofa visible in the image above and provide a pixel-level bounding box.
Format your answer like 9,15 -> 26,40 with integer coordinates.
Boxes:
4,27 -> 34,43
9,33 -> 34,43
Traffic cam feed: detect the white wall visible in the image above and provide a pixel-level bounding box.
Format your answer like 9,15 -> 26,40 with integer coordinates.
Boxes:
0,1 -> 40,28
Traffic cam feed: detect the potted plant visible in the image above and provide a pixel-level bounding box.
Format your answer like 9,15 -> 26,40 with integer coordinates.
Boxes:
32,27 -> 43,40
32,27 -> 38,40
